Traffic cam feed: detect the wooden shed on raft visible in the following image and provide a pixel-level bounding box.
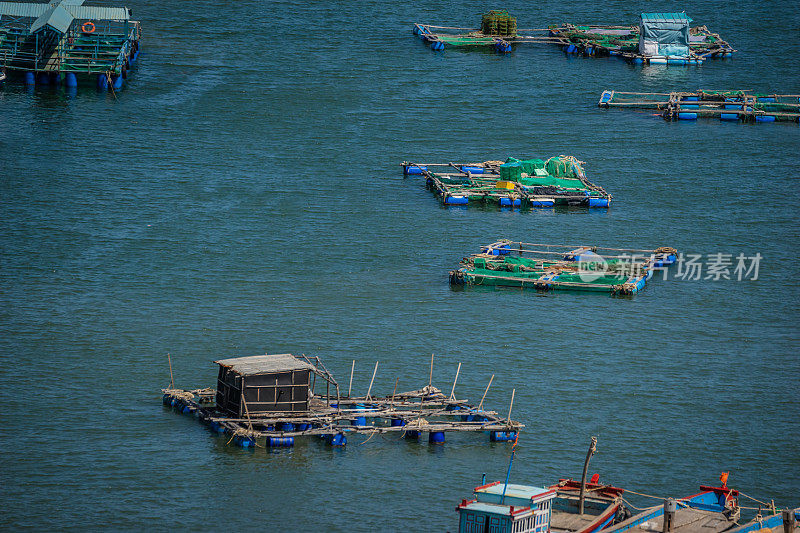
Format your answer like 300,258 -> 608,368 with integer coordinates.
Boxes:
215,354 -> 325,417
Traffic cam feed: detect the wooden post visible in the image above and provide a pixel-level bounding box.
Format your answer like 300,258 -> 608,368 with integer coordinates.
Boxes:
241,393 -> 254,432
449,362 -> 461,400
366,361 -> 378,400
783,509 -> 796,533
478,374 -> 494,411
578,436 -> 598,515
391,377 -> 399,404
348,360 -> 355,397
507,389 -> 516,423
429,353 -> 434,388
167,353 -> 174,389
663,499 -> 677,533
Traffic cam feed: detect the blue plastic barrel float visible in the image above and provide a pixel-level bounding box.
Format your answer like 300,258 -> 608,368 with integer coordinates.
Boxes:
530,199 -> 555,208
460,165 -> 484,174
588,198 -> 610,208
429,431 -> 445,444
445,404 -> 462,412
678,112 -> 698,120
430,41 -> 444,51
112,75 -> 123,90
404,165 -> 427,175
296,423 -> 311,431
720,113 -> 739,121
97,74 -> 108,90
390,418 -> 406,427
64,72 -> 78,88
599,91 -> 613,104
268,436 -> 294,447
445,195 -> 468,205
326,433 -> 346,446
351,416 -> 367,426
490,431 -> 517,442
235,436 -> 256,448
499,197 -> 521,207
277,421 -> 295,432
404,430 -> 421,439
755,116 -> 776,123
757,97 -> 776,102
481,243 -> 512,256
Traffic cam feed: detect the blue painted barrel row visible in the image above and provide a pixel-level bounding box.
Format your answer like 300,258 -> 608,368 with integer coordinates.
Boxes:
21,70 -> 124,90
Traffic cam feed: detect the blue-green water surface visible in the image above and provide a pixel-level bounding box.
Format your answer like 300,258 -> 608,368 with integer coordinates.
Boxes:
1,1 -> 798,530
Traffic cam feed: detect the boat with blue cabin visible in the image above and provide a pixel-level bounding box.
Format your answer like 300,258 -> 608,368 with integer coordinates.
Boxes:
456,481 -> 556,533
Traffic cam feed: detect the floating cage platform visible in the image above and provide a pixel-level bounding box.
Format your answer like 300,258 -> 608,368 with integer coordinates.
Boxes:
0,0 -> 141,90
449,240 -> 678,295
413,12 -> 734,66
402,157 -> 612,209
599,90 -> 800,123
162,353 -> 523,449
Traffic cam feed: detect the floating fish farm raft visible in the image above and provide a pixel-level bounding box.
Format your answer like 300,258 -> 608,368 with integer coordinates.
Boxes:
402,156 -> 612,209
449,240 -> 678,295
599,90 -> 800,123
162,353 -> 523,448
414,11 -> 734,65
0,0 -> 140,89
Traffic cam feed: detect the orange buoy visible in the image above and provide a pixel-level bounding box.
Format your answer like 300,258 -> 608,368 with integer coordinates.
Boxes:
81,21 -> 95,33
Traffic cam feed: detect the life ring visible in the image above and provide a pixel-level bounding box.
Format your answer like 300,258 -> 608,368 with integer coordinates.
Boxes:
81,21 -> 95,33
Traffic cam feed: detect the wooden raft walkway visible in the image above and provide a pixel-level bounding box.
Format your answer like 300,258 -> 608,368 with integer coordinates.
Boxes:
402,159 -> 612,209
599,90 -> 800,123
413,21 -> 734,64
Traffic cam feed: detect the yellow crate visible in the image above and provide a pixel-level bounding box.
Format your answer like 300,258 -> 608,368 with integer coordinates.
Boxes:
496,180 -> 515,190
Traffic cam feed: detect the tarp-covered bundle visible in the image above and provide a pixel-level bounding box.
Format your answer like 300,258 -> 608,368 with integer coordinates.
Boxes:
638,13 -> 691,58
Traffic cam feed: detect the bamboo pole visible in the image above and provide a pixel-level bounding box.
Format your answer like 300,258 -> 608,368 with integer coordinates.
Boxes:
428,353 -> 434,388
449,362 -> 462,400
348,359 -> 355,397
507,389 -> 516,423
478,374 -> 494,411
366,361 -> 378,400
167,353 -> 174,389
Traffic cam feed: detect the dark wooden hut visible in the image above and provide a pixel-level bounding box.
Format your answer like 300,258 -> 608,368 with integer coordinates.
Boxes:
214,354 -> 317,417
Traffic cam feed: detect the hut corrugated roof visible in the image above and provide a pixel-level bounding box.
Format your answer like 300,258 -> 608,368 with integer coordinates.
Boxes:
214,354 -> 315,376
